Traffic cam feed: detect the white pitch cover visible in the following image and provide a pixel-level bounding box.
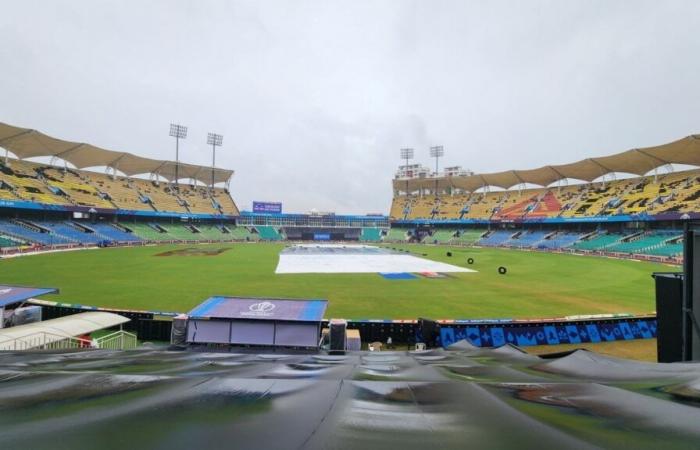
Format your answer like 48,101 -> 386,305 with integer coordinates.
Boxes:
275,244 -> 475,274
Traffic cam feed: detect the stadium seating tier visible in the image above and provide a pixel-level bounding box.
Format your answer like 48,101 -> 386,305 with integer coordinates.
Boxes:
391,168 -> 700,221
0,158 -> 239,216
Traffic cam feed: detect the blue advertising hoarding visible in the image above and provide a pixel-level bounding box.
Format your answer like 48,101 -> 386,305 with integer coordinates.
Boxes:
253,201 -> 283,214
438,318 -> 657,347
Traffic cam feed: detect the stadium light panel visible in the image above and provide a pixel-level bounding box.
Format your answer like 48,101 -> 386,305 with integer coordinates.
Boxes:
429,145 -> 444,158
207,132 -> 223,147
169,123 -> 188,139
400,148 -> 414,160
208,132 -> 224,189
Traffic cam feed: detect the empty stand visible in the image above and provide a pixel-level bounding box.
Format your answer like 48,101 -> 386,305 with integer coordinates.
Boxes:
0,157 -> 240,216
390,168 -> 700,221
606,231 -> 682,254
256,226 -> 283,241
453,229 -> 484,245
0,234 -> 22,247
85,222 -> 141,242
0,219 -> 73,245
360,228 -> 382,242
41,167 -> 114,208
572,233 -> 623,251
423,229 -> 457,244
0,159 -> 71,205
385,228 -> 408,242
537,232 -> 583,249
229,226 -> 258,241
477,230 -> 513,246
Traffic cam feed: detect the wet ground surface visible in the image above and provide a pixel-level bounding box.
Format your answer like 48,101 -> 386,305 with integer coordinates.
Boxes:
1,341 -> 700,449
155,247 -> 231,257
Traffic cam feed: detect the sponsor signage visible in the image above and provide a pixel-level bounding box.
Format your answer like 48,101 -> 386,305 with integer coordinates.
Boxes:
189,296 -> 328,322
253,202 -> 282,214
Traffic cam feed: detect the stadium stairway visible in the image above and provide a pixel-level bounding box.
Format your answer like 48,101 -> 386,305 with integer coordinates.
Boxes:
423,229 -> 456,244
158,224 -> 198,240
477,230 -> 513,246
229,226 -> 258,241
128,223 -> 173,241
83,222 -> 142,242
453,229 -> 485,245
0,219 -> 73,245
505,231 -> 548,247
39,221 -> 104,244
191,224 -> 230,240
606,231 -> 682,254
571,232 -> 623,251
537,232 -> 583,249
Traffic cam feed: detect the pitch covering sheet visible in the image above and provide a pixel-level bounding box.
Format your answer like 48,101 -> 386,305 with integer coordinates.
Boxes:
275,244 -> 476,274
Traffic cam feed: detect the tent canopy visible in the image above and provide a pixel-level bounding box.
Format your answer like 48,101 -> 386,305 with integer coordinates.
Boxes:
0,311 -> 129,350
0,285 -> 57,308
0,122 -> 234,185
394,134 -> 700,192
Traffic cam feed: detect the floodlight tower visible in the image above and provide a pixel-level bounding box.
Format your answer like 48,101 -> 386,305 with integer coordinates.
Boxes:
399,148 -> 414,196
169,123 -> 188,191
207,132 -> 223,191
429,145 -> 444,197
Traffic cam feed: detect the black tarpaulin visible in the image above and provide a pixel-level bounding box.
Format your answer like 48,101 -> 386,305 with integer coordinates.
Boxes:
0,342 -> 699,449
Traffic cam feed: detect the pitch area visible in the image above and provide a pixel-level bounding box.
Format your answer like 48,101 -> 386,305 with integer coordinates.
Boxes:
0,242 -> 669,319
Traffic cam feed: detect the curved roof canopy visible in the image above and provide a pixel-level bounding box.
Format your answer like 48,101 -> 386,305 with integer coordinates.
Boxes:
394,134 -> 700,192
0,122 -> 234,184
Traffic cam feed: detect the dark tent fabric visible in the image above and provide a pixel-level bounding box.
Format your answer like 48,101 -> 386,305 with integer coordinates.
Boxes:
1,343 -> 700,449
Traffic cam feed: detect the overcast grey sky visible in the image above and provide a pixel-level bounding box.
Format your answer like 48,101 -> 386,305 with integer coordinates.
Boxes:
1,0 -> 699,214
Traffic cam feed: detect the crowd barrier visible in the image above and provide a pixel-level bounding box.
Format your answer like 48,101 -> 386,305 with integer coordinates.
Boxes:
29,299 -> 656,347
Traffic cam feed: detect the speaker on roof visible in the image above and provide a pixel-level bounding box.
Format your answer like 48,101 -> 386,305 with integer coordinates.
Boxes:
653,272 -> 684,362
683,222 -> 700,360
417,318 -> 439,348
170,315 -> 188,348
329,319 -> 347,352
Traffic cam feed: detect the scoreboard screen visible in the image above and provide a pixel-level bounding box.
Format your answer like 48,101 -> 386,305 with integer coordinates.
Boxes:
253,202 -> 282,214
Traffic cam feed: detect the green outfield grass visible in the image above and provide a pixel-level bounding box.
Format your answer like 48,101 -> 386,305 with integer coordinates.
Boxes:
0,243 -> 673,319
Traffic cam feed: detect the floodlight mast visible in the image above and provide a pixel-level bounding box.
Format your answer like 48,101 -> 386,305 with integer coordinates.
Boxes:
207,132 -> 223,191
429,145 -> 444,197
400,148 -> 414,196
169,123 -> 188,192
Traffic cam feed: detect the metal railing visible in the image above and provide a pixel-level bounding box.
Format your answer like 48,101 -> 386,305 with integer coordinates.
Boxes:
0,332 -> 91,351
0,330 -> 138,351
93,330 -> 138,350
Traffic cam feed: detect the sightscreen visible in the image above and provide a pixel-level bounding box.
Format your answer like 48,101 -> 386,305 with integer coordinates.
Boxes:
275,322 -> 319,347
187,320 -> 230,344
230,320 -> 275,345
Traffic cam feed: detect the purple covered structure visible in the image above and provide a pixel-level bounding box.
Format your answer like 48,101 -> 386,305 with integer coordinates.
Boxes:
0,284 -> 57,329
186,296 -> 328,348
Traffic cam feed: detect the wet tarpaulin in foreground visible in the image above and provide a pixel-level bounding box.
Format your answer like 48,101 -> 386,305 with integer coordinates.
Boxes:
1,342 -> 700,449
